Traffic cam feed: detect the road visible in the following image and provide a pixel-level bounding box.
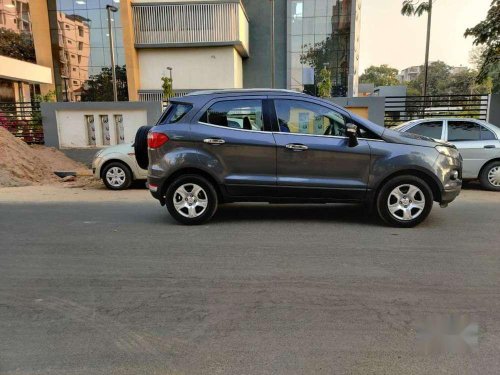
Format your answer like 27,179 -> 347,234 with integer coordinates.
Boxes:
0,185 -> 499,374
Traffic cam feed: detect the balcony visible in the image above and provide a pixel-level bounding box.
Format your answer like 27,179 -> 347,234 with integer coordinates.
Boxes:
132,1 -> 249,57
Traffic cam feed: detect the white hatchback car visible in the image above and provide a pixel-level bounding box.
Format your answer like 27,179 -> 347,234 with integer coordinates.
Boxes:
395,118 -> 500,190
92,144 -> 147,190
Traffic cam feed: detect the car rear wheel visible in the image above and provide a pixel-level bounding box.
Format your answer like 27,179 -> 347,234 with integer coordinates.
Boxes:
165,174 -> 218,225
376,175 -> 433,228
479,161 -> 500,191
102,162 -> 132,190
134,125 -> 152,170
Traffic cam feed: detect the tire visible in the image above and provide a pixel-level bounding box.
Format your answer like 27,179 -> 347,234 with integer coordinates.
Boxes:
479,161 -> 500,191
134,125 -> 152,170
376,175 -> 434,228
102,162 -> 132,190
165,174 -> 218,225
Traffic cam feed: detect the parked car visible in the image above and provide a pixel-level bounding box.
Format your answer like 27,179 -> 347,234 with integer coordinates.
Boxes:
92,143 -> 147,190
395,118 -> 500,191
135,89 -> 462,227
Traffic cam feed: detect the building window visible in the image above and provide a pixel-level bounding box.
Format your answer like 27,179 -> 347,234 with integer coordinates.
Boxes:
286,0 -> 357,97
78,26 -> 84,37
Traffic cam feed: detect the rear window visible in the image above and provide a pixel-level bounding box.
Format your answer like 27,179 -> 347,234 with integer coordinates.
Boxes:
159,103 -> 192,124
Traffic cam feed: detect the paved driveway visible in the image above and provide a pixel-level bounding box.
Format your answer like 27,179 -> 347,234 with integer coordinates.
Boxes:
0,186 -> 499,374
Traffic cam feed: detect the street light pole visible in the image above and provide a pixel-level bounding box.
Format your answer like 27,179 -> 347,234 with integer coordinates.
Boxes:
270,0 -> 275,88
422,0 -> 432,97
106,5 -> 118,102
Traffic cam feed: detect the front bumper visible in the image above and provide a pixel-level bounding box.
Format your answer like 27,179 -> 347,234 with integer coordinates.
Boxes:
441,181 -> 462,205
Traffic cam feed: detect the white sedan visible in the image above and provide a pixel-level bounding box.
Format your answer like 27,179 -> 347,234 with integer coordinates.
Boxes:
92,144 -> 147,190
395,118 -> 500,191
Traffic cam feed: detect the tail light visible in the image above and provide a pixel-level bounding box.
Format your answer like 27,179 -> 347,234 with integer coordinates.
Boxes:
148,132 -> 169,148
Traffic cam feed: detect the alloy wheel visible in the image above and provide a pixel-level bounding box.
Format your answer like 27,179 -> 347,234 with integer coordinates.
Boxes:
387,184 -> 426,221
105,167 -> 126,188
173,183 -> 208,218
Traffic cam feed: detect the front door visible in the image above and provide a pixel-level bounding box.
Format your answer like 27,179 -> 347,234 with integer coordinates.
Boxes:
191,97 -> 276,197
446,120 -> 498,179
271,98 -> 371,200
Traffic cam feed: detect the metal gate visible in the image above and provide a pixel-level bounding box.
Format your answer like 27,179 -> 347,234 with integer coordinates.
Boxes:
384,94 -> 489,127
0,101 -> 43,144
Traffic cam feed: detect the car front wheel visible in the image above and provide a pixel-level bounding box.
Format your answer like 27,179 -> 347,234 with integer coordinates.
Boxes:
165,174 -> 218,225
376,175 -> 434,228
102,162 -> 132,190
479,161 -> 500,191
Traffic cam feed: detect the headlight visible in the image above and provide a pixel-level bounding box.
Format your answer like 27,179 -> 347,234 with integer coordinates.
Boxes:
436,145 -> 460,159
94,149 -> 104,158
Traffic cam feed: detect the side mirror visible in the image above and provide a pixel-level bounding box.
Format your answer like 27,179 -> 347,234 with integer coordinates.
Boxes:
346,123 -> 358,147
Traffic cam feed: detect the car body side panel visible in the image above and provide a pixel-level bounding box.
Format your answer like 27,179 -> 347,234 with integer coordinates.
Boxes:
93,145 -> 146,180
148,122 -> 277,197
366,140 -> 443,191
273,133 -> 371,199
451,140 -> 500,178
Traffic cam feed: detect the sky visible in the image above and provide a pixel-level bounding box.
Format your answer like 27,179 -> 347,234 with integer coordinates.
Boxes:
358,0 -> 491,74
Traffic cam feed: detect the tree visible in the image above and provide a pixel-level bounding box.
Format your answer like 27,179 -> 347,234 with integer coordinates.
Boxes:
161,76 -> 174,100
80,66 -> 128,102
401,0 -> 433,96
406,61 -> 450,95
448,68 -> 492,95
360,65 -> 400,87
465,0 -> 500,91
317,67 -> 332,98
0,28 -> 36,63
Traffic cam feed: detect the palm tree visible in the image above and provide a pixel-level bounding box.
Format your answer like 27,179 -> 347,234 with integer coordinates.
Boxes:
401,0 -> 433,97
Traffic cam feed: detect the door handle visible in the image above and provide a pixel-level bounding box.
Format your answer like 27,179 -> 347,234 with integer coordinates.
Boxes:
484,145 -> 496,149
203,138 -> 225,145
285,143 -> 308,151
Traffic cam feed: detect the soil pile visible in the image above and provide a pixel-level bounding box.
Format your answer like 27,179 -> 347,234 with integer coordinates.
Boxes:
0,127 -> 90,187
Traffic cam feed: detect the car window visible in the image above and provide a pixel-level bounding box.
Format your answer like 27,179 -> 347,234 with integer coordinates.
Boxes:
481,126 -> 497,140
159,103 -> 192,124
274,99 -> 347,136
200,100 -> 264,131
447,121 -> 480,141
407,121 -> 443,140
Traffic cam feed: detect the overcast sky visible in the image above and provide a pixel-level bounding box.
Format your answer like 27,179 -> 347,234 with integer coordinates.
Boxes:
358,0 -> 491,74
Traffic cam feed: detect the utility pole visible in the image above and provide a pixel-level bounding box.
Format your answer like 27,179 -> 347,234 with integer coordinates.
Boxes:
270,0 -> 275,88
422,0 -> 432,97
106,5 -> 118,102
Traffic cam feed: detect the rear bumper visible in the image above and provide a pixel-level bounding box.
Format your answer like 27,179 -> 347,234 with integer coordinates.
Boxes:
147,175 -> 164,202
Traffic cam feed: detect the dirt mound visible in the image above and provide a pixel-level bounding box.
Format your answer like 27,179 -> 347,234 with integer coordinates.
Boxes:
0,126 -> 90,187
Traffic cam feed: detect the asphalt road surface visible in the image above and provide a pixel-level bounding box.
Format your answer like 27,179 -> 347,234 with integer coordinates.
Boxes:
1,186 -> 499,374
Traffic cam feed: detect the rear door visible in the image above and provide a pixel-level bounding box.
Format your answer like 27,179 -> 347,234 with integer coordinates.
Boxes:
270,97 -> 371,200
190,96 -> 276,197
445,120 -> 499,178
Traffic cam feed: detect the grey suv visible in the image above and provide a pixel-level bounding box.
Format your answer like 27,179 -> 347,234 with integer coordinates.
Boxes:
135,90 -> 462,227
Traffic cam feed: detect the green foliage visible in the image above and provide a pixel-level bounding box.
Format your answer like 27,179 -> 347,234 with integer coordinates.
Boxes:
464,0 -> 500,90
317,67 -> 332,98
161,76 -> 174,100
80,66 -> 129,102
34,90 -> 56,103
0,27 -> 36,63
360,65 -> 400,87
401,0 -> 430,16
405,61 -> 492,95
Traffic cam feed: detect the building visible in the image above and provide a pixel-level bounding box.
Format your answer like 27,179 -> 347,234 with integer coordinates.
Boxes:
399,65 -> 421,83
11,0 -> 361,102
0,0 -> 52,102
399,64 -> 469,83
